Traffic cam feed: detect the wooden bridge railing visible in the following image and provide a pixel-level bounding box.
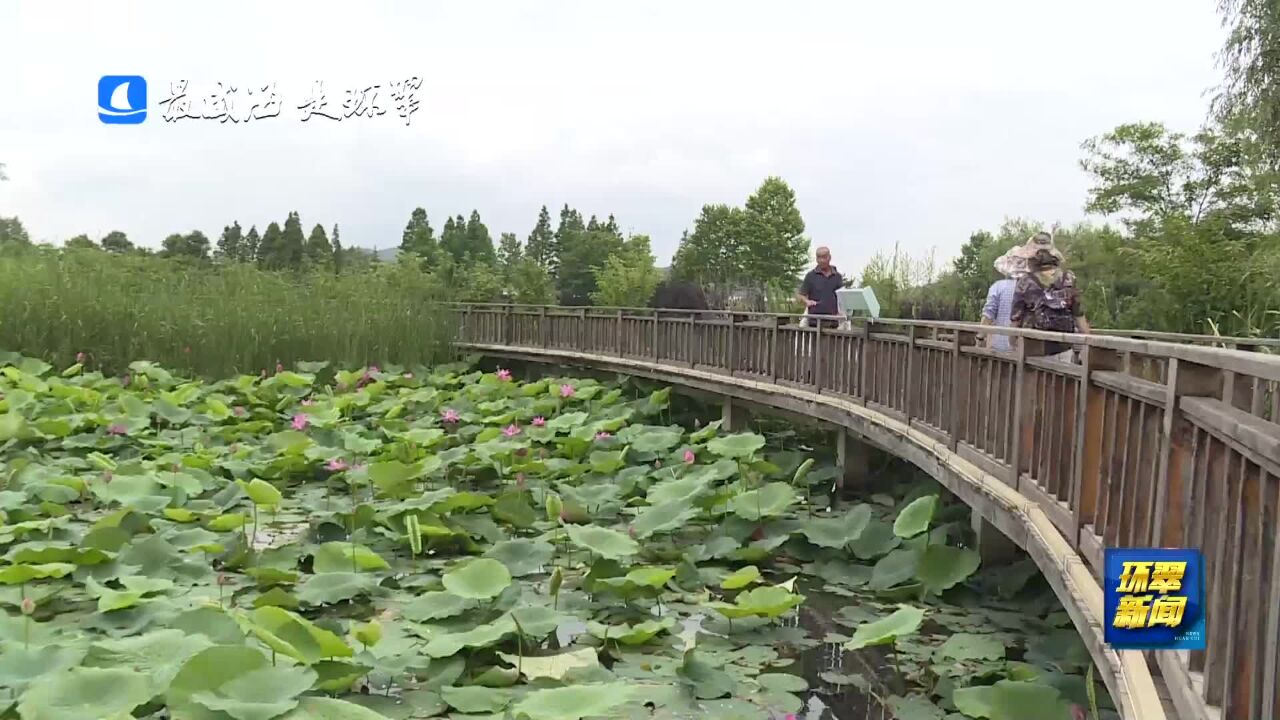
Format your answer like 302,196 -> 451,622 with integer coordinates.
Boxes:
452,303 -> 1280,720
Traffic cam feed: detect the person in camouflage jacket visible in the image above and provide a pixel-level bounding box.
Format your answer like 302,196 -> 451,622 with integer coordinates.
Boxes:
1011,248 -> 1092,360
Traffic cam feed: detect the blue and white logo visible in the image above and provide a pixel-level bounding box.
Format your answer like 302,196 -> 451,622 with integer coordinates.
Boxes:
98,75 -> 147,124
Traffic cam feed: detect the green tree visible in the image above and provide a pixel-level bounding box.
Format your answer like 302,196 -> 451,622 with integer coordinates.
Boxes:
509,259 -> 556,304
672,204 -> 744,284
256,222 -> 283,268
556,205 -> 620,305
739,176 -> 807,288
332,224 -> 344,274
591,235 -> 662,307
161,231 -> 210,260
399,207 -> 436,262
1216,0 -> 1280,163
0,217 -> 31,249
305,223 -> 333,267
464,210 -> 496,263
439,215 -> 465,263
278,212 -> 306,269
497,232 -> 522,273
215,221 -> 244,262
65,234 -> 97,250
242,225 -> 261,264
100,230 -> 133,254
526,205 -> 556,274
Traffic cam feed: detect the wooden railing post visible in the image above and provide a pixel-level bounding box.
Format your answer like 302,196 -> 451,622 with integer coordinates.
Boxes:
770,316 -> 781,382
615,309 -> 623,358
812,320 -> 822,391
859,322 -> 874,404
503,303 -> 513,346
652,310 -> 661,362
947,329 -> 968,451
905,326 -> 919,417
538,306 -> 548,348
576,308 -> 587,350
1155,358 -> 1225,547
1008,336 -> 1045,489
726,312 -> 736,377
1071,345 -> 1121,547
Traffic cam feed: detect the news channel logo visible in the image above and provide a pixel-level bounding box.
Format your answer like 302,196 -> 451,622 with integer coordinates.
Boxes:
98,75 -> 147,124
1103,547 -> 1205,650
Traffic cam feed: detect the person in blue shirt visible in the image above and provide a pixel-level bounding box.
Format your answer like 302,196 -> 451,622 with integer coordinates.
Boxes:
981,247 -> 1028,352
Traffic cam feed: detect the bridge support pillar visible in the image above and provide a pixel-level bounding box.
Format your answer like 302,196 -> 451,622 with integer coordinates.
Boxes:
720,396 -> 750,432
971,512 -> 1019,566
835,429 -> 869,490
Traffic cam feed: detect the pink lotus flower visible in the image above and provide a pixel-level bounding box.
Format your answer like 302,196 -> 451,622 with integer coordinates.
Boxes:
502,424 -> 521,437
559,383 -> 575,398
515,473 -> 526,488
75,352 -> 86,364
291,414 -> 309,431
654,459 -> 662,468
683,449 -> 696,464
627,526 -> 637,538
531,416 -> 546,427
496,368 -> 512,382
368,365 -> 380,374
301,399 -> 314,406
233,405 -> 246,417
276,362 -> 284,374
441,408 -> 460,423
107,423 -> 128,436
326,458 -> 349,472
216,572 -> 233,587
20,597 -> 35,616
595,431 -> 612,440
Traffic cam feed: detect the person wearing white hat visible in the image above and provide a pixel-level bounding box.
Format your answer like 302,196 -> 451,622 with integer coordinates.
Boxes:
980,246 -> 1030,352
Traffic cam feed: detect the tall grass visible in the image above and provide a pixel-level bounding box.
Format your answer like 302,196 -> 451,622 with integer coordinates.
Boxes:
0,248 -> 454,377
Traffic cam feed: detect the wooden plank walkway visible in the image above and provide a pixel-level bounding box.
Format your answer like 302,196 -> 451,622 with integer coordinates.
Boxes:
451,303 -> 1280,720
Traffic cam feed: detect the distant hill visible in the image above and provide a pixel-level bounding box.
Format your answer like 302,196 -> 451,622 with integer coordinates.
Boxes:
372,247 -> 399,262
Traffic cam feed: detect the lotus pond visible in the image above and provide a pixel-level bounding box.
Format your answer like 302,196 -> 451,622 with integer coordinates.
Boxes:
0,354 -> 1114,720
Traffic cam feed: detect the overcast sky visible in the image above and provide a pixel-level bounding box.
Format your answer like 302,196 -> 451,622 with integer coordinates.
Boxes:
0,1 -> 1225,274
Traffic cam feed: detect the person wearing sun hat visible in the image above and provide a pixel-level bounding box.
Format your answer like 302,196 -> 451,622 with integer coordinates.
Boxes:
1011,244 -> 1092,362
980,247 -> 1029,352
1014,230 -> 1064,264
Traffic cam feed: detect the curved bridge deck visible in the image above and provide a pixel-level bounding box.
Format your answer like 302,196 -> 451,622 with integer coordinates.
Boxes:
452,303 -> 1280,720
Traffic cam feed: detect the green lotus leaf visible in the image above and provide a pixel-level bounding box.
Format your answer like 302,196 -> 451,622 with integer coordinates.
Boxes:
4,542 -> 111,566
442,557 -> 512,599
886,694 -> 946,720
728,482 -> 796,520
937,632 -> 1006,661
952,680 -> 1073,720
208,513 -> 248,532
708,584 -> 804,620
0,644 -> 85,689
82,628 -> 211,694
893,495 -> 937,538
190,664 -> 317,720
296,572 -> 381,605
483,538 -> 554,577
719,564 -> 762,590
511,682 -> 635,720
844,605 -> 926,650
238,478 -> 283,507
492,490 -> 538,528
630,499 -> 698,539
424,616 -> 515,658
624,426 -> 683,453
402,591 -> 477,621
645,474 -> 712,506
565,524 -> 639,560
799,504 -> 872,548
311,660 -> 374,692
311,542 -> 390,573
244,606 -> 353,664
916,544 -> 981,594
441,685 -> 512,713
497,646 -> 600,681
850,519 -> 901,559
276,697 -> 399,719
677,650 -> 736,700
0,562 -> 75,585
869,548 -> 920,590
706,432 -> 766,459
585,617 -> 675,645
18,667 -> 155,720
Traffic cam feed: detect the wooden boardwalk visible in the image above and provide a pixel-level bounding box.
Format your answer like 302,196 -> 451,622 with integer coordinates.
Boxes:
452,303 -> 1280,720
